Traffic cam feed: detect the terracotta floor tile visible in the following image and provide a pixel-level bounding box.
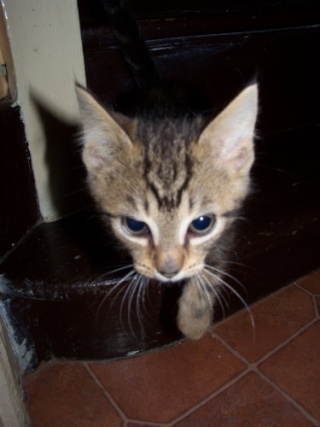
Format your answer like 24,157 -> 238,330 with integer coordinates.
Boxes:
297,270 -> 320,295
24,361 -> 122,427
260,321 -> 320,422
127,424 -> 154,427
89,334 -> 245,424
24,271 -> 320,427
213,285 -> 315,362
174,372 -> 313,427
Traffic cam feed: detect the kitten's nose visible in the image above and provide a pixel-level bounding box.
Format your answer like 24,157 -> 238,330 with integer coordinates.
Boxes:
156,253 -> 183,279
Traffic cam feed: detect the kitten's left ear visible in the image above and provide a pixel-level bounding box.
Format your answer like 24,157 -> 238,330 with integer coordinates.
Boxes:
199,84 -> 258,175
76,85 -> 133,172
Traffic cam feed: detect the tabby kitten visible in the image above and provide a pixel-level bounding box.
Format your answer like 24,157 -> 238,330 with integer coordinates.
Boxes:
77,83 -> 257,339
76,1 -> 258,340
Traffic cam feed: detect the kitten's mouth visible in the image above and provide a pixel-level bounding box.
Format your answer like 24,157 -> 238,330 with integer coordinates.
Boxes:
155,266 -> 203,283
134,262 -> 203,283
156,271 -> 183,283
135,266 -> 183,283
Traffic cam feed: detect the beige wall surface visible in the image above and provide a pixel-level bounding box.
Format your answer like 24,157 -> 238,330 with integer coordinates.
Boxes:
1,0 -> 86,220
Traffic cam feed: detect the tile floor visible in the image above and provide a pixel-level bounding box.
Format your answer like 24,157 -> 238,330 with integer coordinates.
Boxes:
24,269 -> 320,427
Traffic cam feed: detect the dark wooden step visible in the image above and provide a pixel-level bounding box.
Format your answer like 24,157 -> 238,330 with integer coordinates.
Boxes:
1,3 -> 320,371
1,125 -> 319,370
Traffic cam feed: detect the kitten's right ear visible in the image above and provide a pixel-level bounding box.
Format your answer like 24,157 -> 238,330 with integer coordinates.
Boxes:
76,86 -> 133,171
199,84 -> 258,177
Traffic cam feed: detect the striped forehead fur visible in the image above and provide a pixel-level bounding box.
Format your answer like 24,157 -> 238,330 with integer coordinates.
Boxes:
136,116 -> 207,210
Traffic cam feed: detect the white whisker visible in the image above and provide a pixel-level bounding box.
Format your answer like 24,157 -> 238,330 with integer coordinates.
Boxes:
120,274 -> 138,332
126,275 -> 139,338
135,275 -> 147,338
195,274 -> 213,311
220,259 -> 247,269
200,272 -> 228,320
115,273 -> 148,340
205,264 -> 248,296
204,267 -> 255,332
105,268 -> 136,300
95,264 -> 134,283
95,268 -> 136,326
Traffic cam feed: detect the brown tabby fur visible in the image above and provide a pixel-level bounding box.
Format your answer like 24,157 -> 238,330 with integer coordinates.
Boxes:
77,84 -> 258,339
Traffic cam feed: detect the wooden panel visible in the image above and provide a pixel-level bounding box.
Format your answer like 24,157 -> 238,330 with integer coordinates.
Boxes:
81,7 -> 320,137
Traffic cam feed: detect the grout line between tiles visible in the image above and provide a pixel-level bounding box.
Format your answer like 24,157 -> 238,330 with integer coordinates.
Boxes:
214,317 -> 320,381
295,283 -> 320,298
83,364 -> 172,427
213,305 -> 319,369
212,332 -> 253,365
295,283 -> 320,318
170,316 -> 320,427
85,357 -> 249,427
256,370 -> 320,427
213,279 -> 298,334
312,295 -> 320,319
256,317 -> 319,365
213,317 -> 320,426
213,331 -> 320,426
167,368 -> 251,426
126,420 -> 171,427
84,361 -> 173,427
83,362 -> 129,425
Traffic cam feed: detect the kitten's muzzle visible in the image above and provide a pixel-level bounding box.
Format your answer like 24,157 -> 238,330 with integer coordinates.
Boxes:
155,250 -> 184,280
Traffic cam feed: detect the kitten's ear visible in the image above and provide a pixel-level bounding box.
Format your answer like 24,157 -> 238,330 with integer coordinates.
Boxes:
76,86 -> 133,171
199,84 -> 258,175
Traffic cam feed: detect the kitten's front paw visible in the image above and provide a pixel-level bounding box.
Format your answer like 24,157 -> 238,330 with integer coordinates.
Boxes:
177,310 -> 211,340
177,299 -> 212,340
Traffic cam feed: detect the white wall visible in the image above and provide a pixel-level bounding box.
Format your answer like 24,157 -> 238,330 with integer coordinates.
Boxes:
1,0 -> 86,221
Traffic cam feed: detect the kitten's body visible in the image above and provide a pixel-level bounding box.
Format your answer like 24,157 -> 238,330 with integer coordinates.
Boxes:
77,0 -> 258,339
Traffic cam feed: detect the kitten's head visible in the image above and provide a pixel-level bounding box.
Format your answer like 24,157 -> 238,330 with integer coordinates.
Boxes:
77,85 -> 258,282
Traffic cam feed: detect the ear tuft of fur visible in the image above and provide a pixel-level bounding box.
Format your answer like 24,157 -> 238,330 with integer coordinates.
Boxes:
199,84 -> 258,176
76,86 -> 133,172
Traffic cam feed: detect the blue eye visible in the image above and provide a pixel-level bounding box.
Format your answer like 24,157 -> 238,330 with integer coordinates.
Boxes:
123,217 -> 149,236
189,215 -> 216,234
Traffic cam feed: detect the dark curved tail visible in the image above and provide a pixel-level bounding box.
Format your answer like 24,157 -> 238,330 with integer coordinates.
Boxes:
99,0 -> 160,88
